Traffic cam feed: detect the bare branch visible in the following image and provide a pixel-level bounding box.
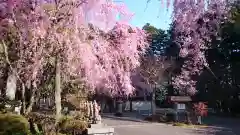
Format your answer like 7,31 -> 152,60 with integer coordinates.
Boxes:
139,55 -> 173,85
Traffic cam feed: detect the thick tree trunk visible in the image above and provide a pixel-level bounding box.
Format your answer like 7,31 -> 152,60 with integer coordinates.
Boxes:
0,64 -> 9,99
55,57 -> 61,124
26,88 -> 37,115
151,84 -> 156,115
130,99 -> 132,112
6,72 -> 17,100
21,83 -> 26,114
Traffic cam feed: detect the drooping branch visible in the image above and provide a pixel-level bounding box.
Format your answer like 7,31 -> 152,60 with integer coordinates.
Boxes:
0,0 -> 148,99
171,0 -> 230,95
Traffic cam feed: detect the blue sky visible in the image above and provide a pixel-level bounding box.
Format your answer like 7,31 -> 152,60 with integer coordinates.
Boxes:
122,0 -> 173,30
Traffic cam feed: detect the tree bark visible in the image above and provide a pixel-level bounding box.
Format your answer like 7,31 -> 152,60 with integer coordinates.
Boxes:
130,99 -> 132,112
26,88 -> 37,115
55,57 -> 61,124
6,72 -> 17,100
21,83 -> 26,114
1,41 -> 26,114
151,84 -> 156,115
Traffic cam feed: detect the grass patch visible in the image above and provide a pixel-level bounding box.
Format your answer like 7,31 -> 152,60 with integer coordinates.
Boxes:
172,122 -> 208,128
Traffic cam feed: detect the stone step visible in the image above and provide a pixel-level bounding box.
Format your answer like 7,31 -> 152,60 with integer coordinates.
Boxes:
90,123 -> 106,128
87,127 -> 114,135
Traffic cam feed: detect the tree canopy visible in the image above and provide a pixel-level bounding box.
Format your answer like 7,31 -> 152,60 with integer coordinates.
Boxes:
0,0 -> 148,97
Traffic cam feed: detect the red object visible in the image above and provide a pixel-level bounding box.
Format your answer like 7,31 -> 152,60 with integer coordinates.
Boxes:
194,102 -> 208,116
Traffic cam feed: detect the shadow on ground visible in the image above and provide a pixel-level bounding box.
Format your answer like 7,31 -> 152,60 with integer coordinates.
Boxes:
102,115 -> 149,123
102,113 -> 240,135
184,116 -> 240,135
201,116 -> 240,135
189,126 -> 237,135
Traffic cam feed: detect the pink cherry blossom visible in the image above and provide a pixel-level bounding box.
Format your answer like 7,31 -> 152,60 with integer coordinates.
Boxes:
0,0 -> 148,96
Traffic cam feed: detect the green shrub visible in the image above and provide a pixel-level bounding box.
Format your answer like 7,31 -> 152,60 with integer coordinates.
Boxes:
58,116 -> 74,129
0,103 -> 5,112
166,113 -> 175,122
114,112 -> 123,117
0,113 -> 31,135
27,112 -> 55,124
74,112 -> 88,121
144,114 -> 168,122
27,112 -> 56,134
58,116 -> 87,134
